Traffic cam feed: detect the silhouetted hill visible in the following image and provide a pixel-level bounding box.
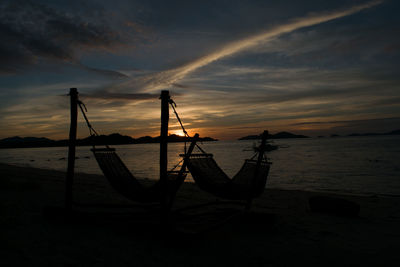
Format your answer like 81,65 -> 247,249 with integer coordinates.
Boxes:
238,131 -> 309,140
0,136 -> 57,148
0,133 -> 217,148
238,129 -> 400,141
347,129 -> 400,137
78,133 -> 136,146
273,132 -> 309,139
389,129 -> 400,135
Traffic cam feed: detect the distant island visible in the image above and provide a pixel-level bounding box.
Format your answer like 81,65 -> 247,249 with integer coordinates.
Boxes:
239,131 -> 309,140
346,129 -> 400,137
0,133 -> 217,149
239,129 -> 400,140
320,129 -> 400,138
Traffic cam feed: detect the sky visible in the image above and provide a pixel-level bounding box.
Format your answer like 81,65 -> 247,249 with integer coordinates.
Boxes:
0,0 -> 399,140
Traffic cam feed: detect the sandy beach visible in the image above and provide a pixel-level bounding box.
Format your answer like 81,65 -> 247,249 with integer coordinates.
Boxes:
1,162 -> 400,266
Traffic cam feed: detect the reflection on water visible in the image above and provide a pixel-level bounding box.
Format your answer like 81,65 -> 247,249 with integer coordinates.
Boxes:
1,135 -> 399,196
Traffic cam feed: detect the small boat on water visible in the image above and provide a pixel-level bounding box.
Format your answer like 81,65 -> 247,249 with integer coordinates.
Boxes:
243,141 -> 279,152
265,144 -> 279,152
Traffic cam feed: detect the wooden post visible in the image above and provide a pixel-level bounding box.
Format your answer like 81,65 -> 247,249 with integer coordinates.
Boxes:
245,130 -> 268,211
66,88 -> 78,211
160,90 -> 170,211
167,133 -> 199,210
256,131 -> 268,168
179,133 -> 199,178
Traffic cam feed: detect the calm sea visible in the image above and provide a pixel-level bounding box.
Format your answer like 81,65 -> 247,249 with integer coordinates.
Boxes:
1,135 -> 399,196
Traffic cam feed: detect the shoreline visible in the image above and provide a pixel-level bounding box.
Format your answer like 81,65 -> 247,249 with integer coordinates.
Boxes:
1,163 -> 400,266
1,161 -> 398,199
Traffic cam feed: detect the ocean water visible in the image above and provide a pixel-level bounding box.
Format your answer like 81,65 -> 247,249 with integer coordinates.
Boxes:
1,135 -> 399,196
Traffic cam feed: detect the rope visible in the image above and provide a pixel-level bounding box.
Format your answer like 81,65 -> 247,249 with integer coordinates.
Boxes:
249,142 -> 269,162
250,151 -> 258,160
170,157 -> 184,172
169,99 -> 207,154
78,100 -> 98,137
77,96 -> 183,169
169,99 -> 187,154
169,99 -> 189,137
77,99 -> 111,149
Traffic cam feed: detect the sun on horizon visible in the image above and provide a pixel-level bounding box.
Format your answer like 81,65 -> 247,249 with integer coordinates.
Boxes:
169,130 -> 185,137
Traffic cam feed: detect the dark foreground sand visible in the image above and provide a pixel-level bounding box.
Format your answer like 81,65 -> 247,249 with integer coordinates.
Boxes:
1,163 -> 400,266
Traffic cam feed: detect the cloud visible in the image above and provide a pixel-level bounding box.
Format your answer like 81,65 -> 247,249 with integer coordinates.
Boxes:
290,117 -> 400,126
109,0 -> 383,92
287,117 -> 400,136
79,65 -> 129,79
175,64 -> 400,105
0,0 -> 127,73
155,59 -> 400,136
81,90 -> 160,101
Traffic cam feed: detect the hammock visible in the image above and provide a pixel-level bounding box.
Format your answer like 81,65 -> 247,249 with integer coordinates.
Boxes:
187,156 -> 270,200
167,100 -> 272,203
91,147 -> 188,203
184,131 -> 271,201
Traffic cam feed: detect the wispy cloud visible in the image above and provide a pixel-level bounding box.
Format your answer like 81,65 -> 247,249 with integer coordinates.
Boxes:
290,117 -> 400,126
111,0 -> 383,92
81,90 -> 162,101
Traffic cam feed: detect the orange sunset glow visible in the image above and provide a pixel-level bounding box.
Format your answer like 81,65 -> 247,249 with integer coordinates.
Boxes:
0,0 -> 398,141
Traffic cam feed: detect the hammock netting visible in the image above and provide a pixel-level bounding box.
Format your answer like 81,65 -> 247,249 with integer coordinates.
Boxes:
92,148 -> 185,203
186,154 -> 271,200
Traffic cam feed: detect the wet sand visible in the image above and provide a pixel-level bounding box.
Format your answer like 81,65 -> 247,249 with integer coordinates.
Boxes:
1,163 -> 400,266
